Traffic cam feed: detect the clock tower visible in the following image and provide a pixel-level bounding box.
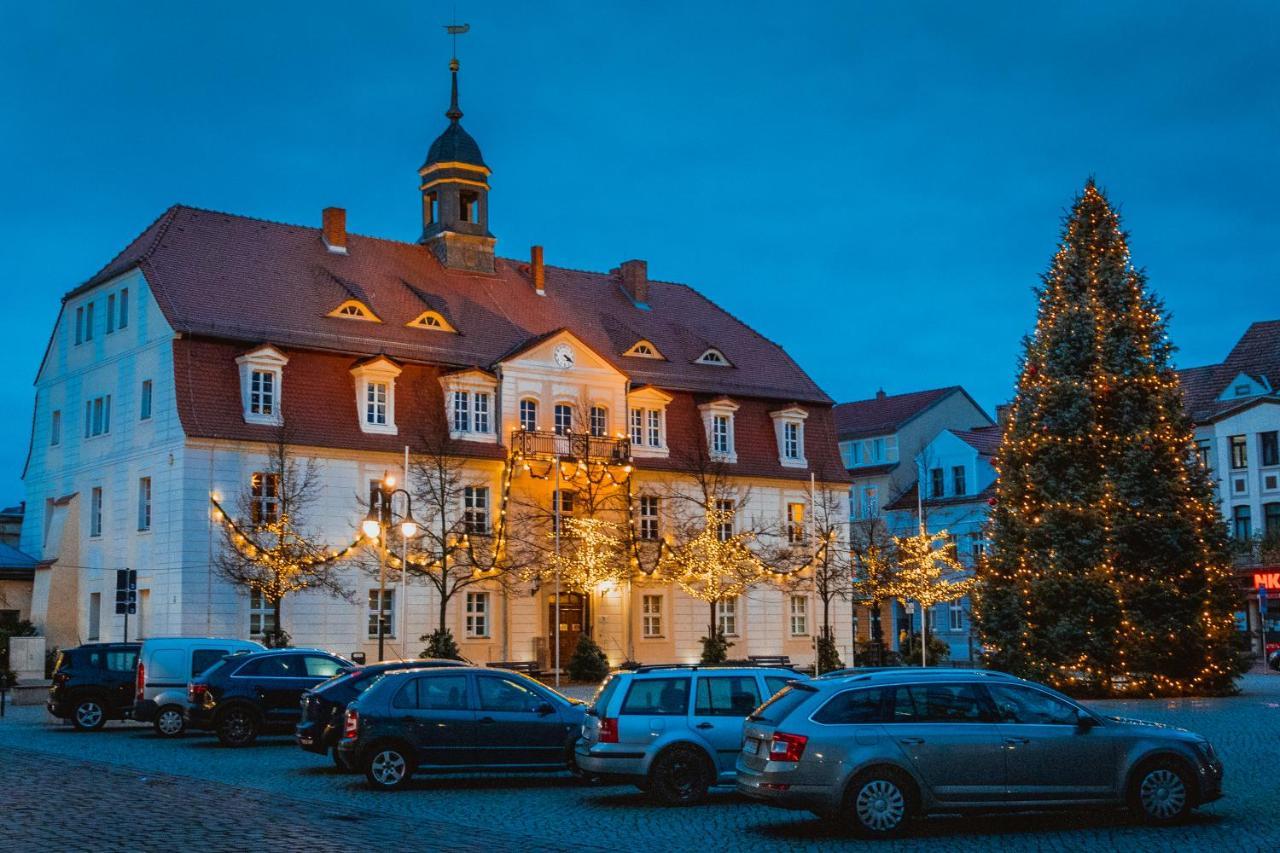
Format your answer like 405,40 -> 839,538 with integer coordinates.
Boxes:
418,58 -> 496,273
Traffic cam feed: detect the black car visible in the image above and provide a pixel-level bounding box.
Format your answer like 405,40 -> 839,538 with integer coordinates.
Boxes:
337,666 -> 588,790
297,659 -> 465,768
47,643 -> 141,731
185,648 -> 351,746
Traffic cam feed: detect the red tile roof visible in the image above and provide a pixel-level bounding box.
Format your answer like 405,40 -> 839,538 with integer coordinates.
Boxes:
1178,320 -> 1280,423
952,426 -> 1002,456
77,205 -> 830,404
833,387 -> 973,439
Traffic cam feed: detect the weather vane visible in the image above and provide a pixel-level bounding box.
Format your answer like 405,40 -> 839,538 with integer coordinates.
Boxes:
445,21 -> 469,61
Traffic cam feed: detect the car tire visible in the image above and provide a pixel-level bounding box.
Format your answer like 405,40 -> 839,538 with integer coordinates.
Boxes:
71,696 -> 108,732
365,743 -> 416,791
1129,759 -> 1195,825
153,705 -> 186,738
844,767 -> 917,838
647,745 -> 714,806
215,707 -> 261,747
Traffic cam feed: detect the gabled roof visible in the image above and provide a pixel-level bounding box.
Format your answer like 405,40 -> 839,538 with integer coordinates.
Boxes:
69,206 -> 830,404
951,426 -> 1002,456
834,386 -> 986,440
1178,320 -> 1280,424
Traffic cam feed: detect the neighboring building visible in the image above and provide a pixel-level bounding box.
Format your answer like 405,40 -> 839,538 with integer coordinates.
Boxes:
1178,320 -> 1280,650
833,386 -> 992,657
0,503 -> 24,547
0,504 -> 37,626
884,426 -> 1001,661
20,60 -> 850,666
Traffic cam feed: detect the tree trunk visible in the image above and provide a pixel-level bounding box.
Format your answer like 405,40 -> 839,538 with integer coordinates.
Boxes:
438,570 -> 449,633
709,600 -> 717,639
272,596 -> 284,647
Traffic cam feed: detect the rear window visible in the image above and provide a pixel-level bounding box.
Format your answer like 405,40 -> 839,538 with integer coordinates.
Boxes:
591,674 -> 622,714
749,683 -> 816,724
621,677 -> 690,716
813,688 -> 883,724
105,650 -> 137,673
764,676 -> 794,696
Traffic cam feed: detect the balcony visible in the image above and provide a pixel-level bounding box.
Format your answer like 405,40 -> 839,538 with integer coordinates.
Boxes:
511,429 -> 631,464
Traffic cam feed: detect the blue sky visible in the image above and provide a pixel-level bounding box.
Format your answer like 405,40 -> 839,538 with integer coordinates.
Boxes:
2,2 -> 1277,502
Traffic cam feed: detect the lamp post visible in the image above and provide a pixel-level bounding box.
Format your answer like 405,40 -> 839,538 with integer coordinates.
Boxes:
363,473 -> 418,662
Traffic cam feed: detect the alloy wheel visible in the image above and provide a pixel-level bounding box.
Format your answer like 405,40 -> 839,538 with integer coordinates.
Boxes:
222,710 -> 255,745
855,779 -> 906,833
1139,768 -> 1187,820
75,701 -> 104,729
370,750 -> 407,787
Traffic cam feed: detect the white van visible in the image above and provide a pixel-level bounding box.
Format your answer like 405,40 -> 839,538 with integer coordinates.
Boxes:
134,637 -> 263,736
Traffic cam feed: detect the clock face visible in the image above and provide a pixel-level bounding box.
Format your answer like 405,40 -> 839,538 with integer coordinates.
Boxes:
553,343 -> 575,369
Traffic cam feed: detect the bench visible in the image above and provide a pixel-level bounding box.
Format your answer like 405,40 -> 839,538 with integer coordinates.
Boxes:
487,661 -> 541,675
747,655 -> 792,668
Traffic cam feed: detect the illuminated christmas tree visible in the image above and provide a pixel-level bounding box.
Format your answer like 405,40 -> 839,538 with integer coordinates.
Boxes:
976,180 -> 1241,696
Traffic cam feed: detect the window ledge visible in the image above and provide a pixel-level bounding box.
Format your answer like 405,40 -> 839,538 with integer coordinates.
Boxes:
360,422 -> 398,435
631,445 -> 670,459
451,430 -> 498,443
779,457 -> 808,469
244,413 -> 282,427
709,452 -> 737,464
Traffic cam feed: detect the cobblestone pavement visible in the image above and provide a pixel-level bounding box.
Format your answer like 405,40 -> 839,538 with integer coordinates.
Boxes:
2,674 -> 1278,852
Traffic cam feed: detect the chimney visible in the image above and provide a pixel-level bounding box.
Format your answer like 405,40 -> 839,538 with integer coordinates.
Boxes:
620,259 -> 648,306
531,245 -> 545,295
996,404 -> 1010,428
322,207 -> 347,255
875,388 -> 887,400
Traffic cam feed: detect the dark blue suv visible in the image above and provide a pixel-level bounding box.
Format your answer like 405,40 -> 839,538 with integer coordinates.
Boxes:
338,666 -> 588,789
186,648 -> 351,746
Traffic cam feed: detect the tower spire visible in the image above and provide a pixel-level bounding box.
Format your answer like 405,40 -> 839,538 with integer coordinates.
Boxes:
446,58 -> 462,123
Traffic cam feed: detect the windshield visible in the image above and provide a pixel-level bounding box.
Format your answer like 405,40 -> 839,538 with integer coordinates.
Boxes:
748,682 -> 817,724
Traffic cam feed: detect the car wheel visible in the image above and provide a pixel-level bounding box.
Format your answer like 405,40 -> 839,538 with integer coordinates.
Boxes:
647,745 -> 713,806
365,744 -> 415,791
216,708 -> 260,747
1130,759 -> 1194,825
153,706 -> 186,738
71,697 -> 107,731
845,768 -> 916,838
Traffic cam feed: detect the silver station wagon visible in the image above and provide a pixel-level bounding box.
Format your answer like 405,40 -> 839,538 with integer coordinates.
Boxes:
736,669 -> 1223,837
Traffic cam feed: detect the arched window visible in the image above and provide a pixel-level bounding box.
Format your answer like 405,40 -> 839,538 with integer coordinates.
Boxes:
327,300 -> 381,322
407,311 -> 455,332
624,339 -> 666,360
519,399 -> 538,432
696,348 -> 730,366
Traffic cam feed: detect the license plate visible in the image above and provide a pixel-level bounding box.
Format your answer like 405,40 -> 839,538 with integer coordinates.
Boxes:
744,738 -> 759,755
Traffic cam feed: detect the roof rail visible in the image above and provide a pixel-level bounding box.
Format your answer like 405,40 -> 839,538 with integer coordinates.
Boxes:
631,663 -> 800,674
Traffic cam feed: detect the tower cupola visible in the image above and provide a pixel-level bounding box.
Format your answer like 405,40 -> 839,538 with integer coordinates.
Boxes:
419,58 -> 495,273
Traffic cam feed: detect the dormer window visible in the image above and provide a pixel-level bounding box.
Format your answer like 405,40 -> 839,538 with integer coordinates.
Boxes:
770,406 -> 808,468
696,348 -> 730,366
1236,384 -> 1251,397
699,398 -> 740,463
327,300 -> 381,322
407,310 -> 455,332
439,369 -> 498,443
235,345 -> 288,426
624,339 -> 666,360
350,356 -> 401,435
628,386 -> 673,458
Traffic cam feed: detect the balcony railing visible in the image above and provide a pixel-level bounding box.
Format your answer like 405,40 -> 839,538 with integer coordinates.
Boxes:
511,429 -> 631,464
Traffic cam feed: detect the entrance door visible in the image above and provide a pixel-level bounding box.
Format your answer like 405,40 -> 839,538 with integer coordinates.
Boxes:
548,593 -> 584,670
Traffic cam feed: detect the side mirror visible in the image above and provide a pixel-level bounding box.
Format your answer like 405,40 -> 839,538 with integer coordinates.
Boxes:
536,702 -> 555,716
1076,711 -> 1098,731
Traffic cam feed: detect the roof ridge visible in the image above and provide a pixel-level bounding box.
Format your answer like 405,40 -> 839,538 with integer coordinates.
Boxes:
67,204 -> 181,299
834,385 -> 961,408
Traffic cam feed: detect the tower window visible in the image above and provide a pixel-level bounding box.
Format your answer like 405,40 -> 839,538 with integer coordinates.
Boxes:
460,192 -> 479,224
425,192 -> 439,225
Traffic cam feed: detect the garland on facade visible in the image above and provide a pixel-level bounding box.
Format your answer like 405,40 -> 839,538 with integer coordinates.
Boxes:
210,498 -> 365,569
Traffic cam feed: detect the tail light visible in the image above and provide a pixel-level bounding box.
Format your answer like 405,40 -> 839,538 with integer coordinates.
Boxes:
136,661 -> 146,702
188,683 -> 209,704
343,708 -> 359,740
768,732 -> 808,762
53,672 -> 70,687
598,717 -> 619,744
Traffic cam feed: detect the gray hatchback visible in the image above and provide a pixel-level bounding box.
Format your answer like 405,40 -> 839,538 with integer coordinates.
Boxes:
736,669 -> 1223,837
576,665 -> 803,804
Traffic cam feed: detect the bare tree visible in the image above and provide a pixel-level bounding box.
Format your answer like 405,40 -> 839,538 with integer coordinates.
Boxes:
213,427 -> 355,646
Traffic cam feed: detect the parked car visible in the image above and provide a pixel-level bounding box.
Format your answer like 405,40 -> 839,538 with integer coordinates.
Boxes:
296,658 -> 465,768
575,664 -> 803,805
47,643 -> 141,731
1269,647 -> 1280,672
133,637 -> 263,737
735,668 -> 1224,837
337,666 -> 587,790
185,648 -> 352,746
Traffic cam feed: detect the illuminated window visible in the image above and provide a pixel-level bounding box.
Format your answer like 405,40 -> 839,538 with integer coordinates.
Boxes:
624,339 -> 665,359
327,300 -> 380,322
786,502 -> 806,544
407,311 -> 454,332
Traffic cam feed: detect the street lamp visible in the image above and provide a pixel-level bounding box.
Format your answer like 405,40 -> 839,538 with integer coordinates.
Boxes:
365,473 -> 418,661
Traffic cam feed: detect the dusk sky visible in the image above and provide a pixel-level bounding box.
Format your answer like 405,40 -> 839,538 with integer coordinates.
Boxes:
2,1 -> 1276,501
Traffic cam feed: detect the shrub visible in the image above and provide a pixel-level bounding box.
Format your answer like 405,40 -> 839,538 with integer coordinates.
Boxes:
420,628 -> 463,660
568,634 -> 610,682
262,627 -> 291,649
816,628 -> 843,673
699,629 -> 733,664
899,634 -> 951,666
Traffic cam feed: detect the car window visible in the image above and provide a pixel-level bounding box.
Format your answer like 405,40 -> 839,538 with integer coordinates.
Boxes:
987,684 -> 1079,725
694,675 -> 762,717
764,676 -> 793,696
478,676 -> 544,713
237,655 -> 292,677
749,683 -> 816,724
303,656 -> 344,678
105,650 -> 137,673
152,649 -> 185,680
191,649 -> 228,677
620,677 -> 690,716
395,674 -> 470,710
813,688 -> 883,724
887,684 -> 989,723
591,674 -> 622,714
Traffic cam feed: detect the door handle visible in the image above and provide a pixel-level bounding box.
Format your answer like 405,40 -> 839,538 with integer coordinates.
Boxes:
695,722 -> 714,730
897,737 -> 925,745
1003,737 -> 1030,745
